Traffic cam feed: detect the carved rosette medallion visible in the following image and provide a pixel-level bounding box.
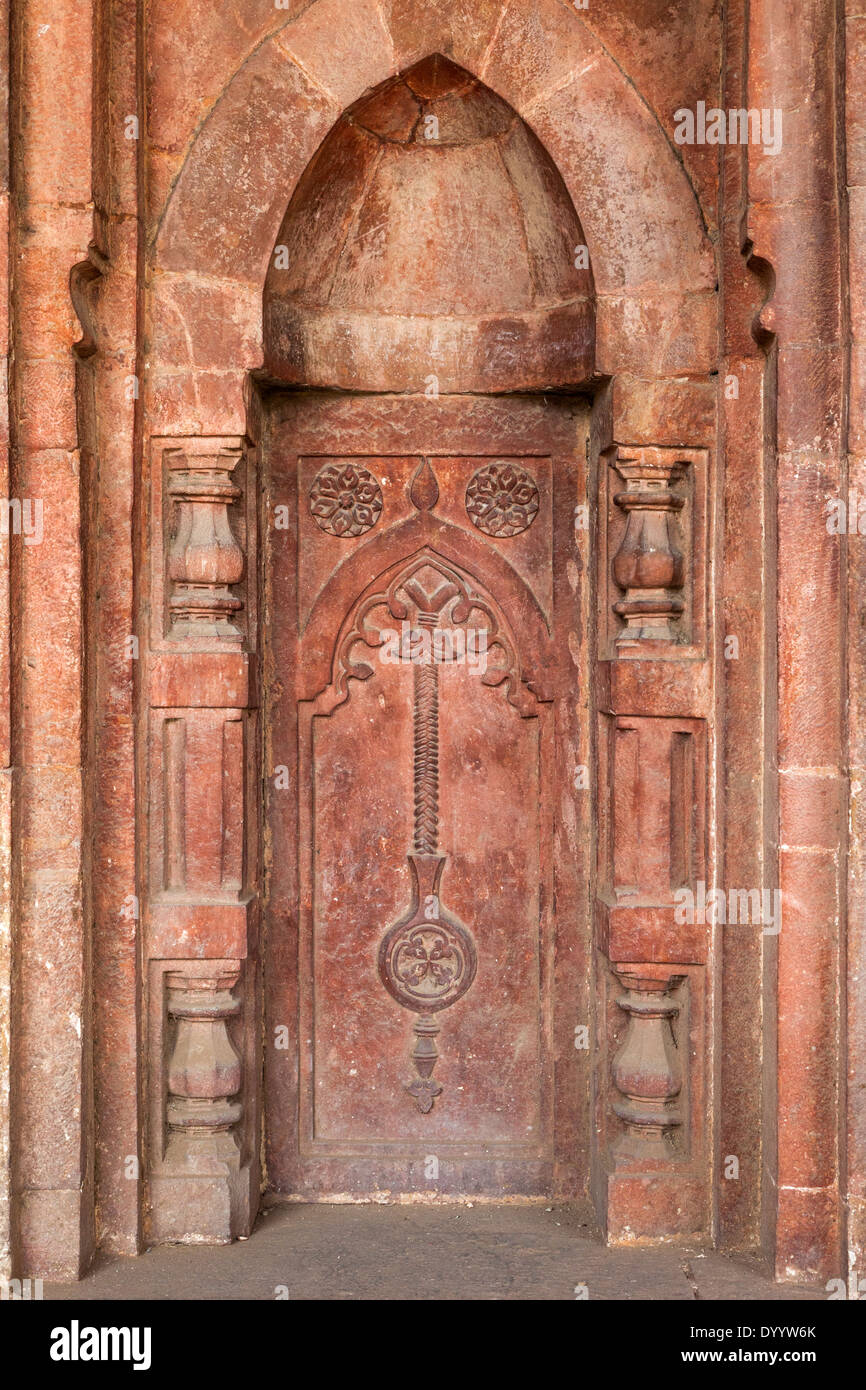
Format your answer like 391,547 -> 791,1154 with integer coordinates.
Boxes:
309,462 -> 383,537
387,920 -> 474,1009
465,462 -> 539,537
379,858 -> 477,1014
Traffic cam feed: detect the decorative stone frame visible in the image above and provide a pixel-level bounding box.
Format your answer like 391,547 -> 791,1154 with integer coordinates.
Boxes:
1,0 -> 854,1288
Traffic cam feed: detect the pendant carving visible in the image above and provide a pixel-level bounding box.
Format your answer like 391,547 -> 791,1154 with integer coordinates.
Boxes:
374,553 -> 479,1111
406,1019 -> 442,1114
379,856 -> 476,1014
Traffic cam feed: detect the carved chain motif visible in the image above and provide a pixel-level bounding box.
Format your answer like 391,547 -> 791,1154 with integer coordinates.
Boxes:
413,652 -> 439,856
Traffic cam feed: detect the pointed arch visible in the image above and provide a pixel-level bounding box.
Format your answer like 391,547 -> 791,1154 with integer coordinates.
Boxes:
148,0 -> 716,428
300,539 -> 555,712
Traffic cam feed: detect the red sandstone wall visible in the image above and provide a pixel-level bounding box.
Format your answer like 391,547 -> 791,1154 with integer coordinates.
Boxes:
7,0 -> 94,1281
847,0 -> 866,1284
0,0 -> 855,1287
0,0 -> 10,1288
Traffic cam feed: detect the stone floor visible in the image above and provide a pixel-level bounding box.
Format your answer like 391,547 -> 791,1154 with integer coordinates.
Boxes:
44,1202 -> 824,1301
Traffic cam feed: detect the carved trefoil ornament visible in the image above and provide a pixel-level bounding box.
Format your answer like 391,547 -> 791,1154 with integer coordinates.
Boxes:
165,439 -> 245,642
324,552 -> 535,717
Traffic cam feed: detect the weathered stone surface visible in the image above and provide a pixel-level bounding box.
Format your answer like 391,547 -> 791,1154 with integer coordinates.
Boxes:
382,0 -> 505,73
522,53 -> 716,299
41,1202 -> 826,1302
275,0 -> 394,107
848,4 -> 866,1290
157,44 -> 339,277
574,0 -> 723,231
0,0 -> 856,1295
146,0 -> 303,156
263,58 -> 595,390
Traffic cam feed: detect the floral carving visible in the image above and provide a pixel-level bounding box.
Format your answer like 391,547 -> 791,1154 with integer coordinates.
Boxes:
465,462 -> 539,538
387,920 -> 475,1010
320,552 -> 539,718
310,462 -> 383,537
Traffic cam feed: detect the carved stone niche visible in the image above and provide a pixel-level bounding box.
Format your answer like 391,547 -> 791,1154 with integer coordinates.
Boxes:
611,969 -> 685,1160
599,445 -> 707,658
164,439 -> 246,644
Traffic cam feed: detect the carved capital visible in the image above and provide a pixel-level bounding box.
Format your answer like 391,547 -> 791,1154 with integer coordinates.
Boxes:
165,439 -> 245,643
612,969 -> 684,1159
611,447 -> 686,647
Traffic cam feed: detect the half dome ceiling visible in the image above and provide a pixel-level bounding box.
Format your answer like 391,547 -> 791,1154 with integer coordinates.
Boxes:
263,55 -> 595,392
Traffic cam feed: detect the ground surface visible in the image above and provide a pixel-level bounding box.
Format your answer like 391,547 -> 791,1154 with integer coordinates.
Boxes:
44,1202 -> 824,1301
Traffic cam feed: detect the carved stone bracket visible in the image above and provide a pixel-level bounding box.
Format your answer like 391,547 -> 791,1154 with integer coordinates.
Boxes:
612,970 -> 684,1159
164,965 -> 242,1167
611,449 -> 686,647
166,440 -> 245,643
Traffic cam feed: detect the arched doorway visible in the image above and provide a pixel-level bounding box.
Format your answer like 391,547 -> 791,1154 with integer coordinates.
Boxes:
256,56 -> 596,1199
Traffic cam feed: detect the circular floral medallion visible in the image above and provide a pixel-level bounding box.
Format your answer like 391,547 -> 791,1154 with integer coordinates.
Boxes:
465,462 -> 539,538
379,914 -> 477,1014
391,924 -> 473,1007
309,462 -> 383,538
